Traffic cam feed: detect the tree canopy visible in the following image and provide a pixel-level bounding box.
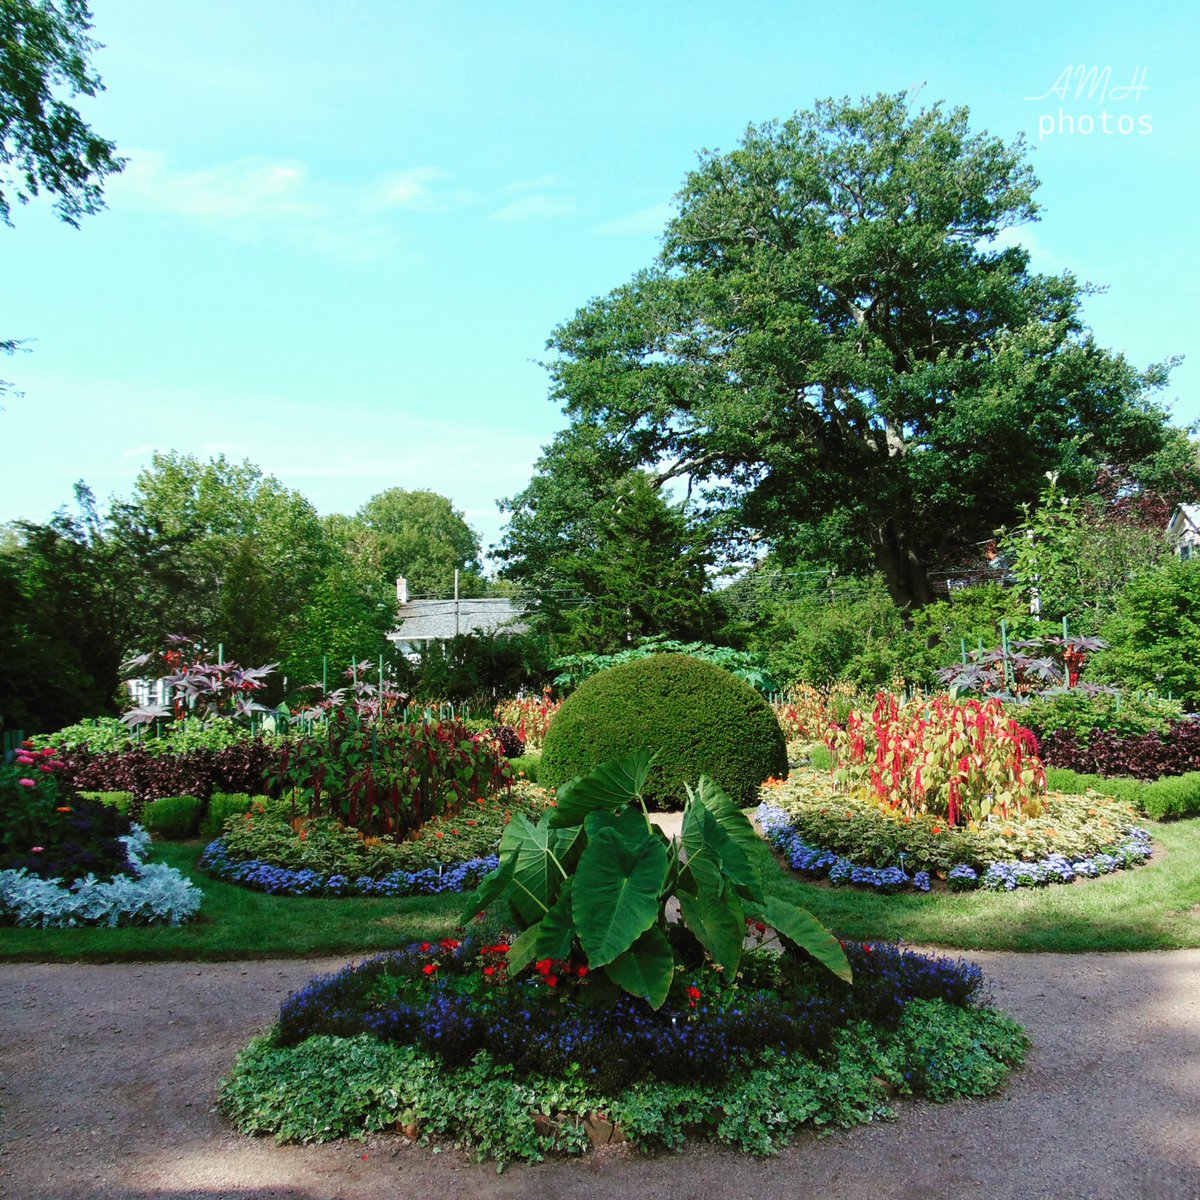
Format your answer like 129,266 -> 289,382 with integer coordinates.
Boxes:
529,92 -> 1183,609
356,487 -> 484,598
0,0 -> 123,226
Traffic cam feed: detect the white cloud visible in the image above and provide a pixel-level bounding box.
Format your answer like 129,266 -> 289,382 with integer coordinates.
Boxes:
109,151 -> 452,261
489,193 -> 575,223
985,224 -> 1062,272
595,200 -> 674,236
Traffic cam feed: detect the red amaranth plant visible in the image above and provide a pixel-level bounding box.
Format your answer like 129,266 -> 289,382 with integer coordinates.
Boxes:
494,688 -> 561,751
825,693 -> 1046,826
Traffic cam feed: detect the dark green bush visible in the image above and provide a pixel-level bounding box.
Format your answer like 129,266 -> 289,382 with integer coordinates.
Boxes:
142,794 -> 203,839
203,792 -> 256,838
1142,773 -> 1200,821
508,753 -> 540,783
78,790 -> 135,816
538,654 -> 787,810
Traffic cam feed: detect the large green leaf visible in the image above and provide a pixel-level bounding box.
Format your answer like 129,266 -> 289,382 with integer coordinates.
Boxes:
604,925 -> 675,1009
677,883 -> 744,978
584,804 -> 650,843
507,880 -> 576,976
572,826 -> 668,966
694,776 -> 765,902
548,749 -> 656,828
762,895 -> 853,984
502,813 -> 577,926
680,793 -> 757,895
457,856 -> 514,926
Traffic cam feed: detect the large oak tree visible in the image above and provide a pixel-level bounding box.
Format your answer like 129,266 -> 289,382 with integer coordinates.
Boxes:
532,93 -> 1179,609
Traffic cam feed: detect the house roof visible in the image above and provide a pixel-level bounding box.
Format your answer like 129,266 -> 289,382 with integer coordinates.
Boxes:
387,598 -> 528,643
1168,505 -> 1200,539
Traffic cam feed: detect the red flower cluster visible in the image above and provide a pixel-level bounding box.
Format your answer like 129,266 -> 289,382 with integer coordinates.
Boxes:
533,957 -> 589,988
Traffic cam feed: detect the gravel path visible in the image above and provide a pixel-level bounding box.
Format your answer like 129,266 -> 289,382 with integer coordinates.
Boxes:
2,949 -> 1199,1200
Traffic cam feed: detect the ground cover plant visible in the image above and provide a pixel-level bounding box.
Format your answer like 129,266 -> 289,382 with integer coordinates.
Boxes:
220,937 -> 1025,1161
198,782 -> 553,899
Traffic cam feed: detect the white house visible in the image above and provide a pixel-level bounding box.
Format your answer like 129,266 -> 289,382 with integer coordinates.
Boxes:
1167,504 -> 1200,561
386,576 -> 528,660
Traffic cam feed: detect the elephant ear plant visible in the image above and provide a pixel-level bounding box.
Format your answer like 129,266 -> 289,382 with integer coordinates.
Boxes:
460,749 -> 851,1008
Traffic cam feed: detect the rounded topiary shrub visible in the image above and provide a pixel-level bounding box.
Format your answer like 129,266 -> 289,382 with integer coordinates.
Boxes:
539,653 -> 787,810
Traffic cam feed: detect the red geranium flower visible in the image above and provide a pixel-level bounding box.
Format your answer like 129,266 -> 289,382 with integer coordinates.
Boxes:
423,963 -> 438,975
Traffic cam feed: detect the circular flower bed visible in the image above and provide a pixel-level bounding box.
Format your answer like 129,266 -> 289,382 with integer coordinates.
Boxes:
220,935 -> 1027,1161
0,748 -> 201,927
758,770 -> 1153,894
198,784 -> 553,899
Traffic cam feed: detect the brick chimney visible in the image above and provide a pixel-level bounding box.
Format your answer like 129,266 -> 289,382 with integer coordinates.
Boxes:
396,576 -> 409,605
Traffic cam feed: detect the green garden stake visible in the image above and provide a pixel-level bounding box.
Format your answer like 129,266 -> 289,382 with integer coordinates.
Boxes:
218,643 -> 224,666
1062,616 -> 1069,640
322,656 -> 328,695
960,638 -> 968,665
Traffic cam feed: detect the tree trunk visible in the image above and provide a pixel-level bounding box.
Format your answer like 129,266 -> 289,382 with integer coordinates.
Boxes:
872,518 -> 937,612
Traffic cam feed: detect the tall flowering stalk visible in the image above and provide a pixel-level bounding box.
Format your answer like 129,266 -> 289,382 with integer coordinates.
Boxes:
825,694 -> 1046,826
494,688 -> 561,751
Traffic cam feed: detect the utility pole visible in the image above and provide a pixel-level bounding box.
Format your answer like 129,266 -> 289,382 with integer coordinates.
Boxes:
454,568 -> 460,638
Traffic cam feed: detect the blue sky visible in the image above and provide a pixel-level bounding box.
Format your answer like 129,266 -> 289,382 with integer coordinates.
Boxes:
2,0 -> 1196,558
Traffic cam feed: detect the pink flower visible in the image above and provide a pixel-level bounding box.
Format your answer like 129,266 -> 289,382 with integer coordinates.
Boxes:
31,846 -> 43,853
15,755 -> 35,765
18,778 -> 35,788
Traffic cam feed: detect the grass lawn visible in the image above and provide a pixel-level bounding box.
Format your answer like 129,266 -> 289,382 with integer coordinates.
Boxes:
0,841 -> 463,964
4,818 -> 1200,962
763,816 -> 1200,953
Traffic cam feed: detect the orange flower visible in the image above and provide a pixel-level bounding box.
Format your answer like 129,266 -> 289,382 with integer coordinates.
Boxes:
931,826 -> 943,835
55,806 -> 72,813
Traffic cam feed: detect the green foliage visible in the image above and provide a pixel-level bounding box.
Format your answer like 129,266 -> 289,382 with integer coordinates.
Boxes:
356,488 -> 484,598
220,995 -> 1025,1161
540,654 -> 787,810
1042,768 -> 1148,809
35,715 -> 268,757
78,790 -> 134,816
1015,690 -> 1182,744
270,714 -> 512,841
220,785 -> 550,878
538,91 -> 1182,610
497,451 -> 719,655
202,791 -> 255,838
1142,774 -> 1200,822
507,754 -> 540,783
1000,475 -> 1176,635
141,794 -> 202,839
552,636 -> 776,694
750,577 -> 912,691
0,0 -> 124,227
1091,558 -> 1200,705
904,584 -> 1032,686
461,749 -> 849,1010
405,631 -> 553,704
768,769 -> 1143,874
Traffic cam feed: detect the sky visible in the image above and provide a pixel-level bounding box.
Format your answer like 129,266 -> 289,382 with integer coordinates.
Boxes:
2,0 -> 1197,561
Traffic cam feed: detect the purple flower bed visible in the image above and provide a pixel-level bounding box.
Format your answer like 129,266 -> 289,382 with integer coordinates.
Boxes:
758,803 -> 1152,894
197,839 -> 498,898
270,938 -> 985,1092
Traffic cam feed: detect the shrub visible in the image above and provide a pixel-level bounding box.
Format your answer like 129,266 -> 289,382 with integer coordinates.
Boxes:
1142,773 -> 1200,821
1091,557 -> 1200,706
55,738 -> 278,813
509,753 -> 540,783
1015,690 -> 1182,744
539,655 -> 787,809
142,795 -> 203,839
1038,718 -> 1200,781
78,791 -> 135,816
203,792 -> 256,837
